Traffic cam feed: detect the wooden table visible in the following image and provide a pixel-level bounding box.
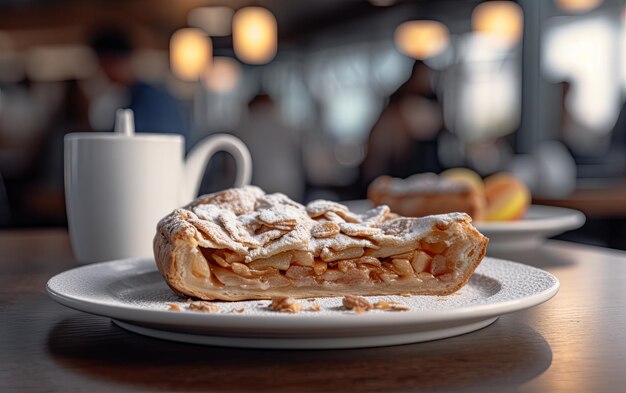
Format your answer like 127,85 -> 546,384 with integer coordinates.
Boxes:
534,181 -> 626,219
2,230 -> 626,392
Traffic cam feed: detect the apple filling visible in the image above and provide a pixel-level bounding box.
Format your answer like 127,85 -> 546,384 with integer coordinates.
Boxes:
189,237 -> 459,294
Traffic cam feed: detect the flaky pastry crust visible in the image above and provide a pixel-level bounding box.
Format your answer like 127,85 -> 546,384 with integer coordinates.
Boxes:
154,186 -> 488,301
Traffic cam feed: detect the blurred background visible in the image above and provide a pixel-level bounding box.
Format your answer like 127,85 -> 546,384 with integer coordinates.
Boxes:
1,0 -> 626,248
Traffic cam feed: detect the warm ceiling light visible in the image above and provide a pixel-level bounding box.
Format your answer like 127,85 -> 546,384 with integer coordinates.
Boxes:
170,28 -> 212,81
188,6 -> 234,36
554,0 -> 604,13
232,7 -> 277,64
472,1 -> 524,47
394,20 -> 450,60
203,57 -> 241,93
472,1 -> 523,48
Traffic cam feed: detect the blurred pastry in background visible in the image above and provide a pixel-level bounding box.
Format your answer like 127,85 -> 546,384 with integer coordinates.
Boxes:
368,169 -> 531,222
367,172 -> 485,221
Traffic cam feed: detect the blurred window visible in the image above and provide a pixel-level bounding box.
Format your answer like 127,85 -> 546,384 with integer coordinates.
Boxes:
441,33 -> 522,142
543,14 -> 621,135
306,42 -> 412,142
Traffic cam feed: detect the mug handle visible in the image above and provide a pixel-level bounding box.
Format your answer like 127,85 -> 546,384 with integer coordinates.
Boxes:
183,134 -> 252,201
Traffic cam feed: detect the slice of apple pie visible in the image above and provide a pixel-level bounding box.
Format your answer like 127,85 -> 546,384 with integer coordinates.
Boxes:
154,186 -> 488,301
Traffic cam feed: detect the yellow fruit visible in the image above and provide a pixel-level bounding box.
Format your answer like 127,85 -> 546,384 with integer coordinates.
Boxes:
484,173 -> 530,221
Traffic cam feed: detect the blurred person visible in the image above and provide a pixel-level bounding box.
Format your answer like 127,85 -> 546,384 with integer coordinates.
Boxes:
609,94 -> 626,176
90,28 -> 189,142
558,80 -> 609,159
231,93 -> 304,201
361,61 -> 444,187
0,170 -> 9,226
555,80 -> 620,178
0,77 -> 59,178
22,79 -> 91,225
555,80 -> 584,155
0,77 -> 69,226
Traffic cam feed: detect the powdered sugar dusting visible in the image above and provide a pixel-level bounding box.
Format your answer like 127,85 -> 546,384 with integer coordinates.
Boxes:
160,186 -> 473,263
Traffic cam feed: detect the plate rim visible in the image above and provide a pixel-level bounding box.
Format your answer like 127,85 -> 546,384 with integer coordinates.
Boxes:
46,257 -> 559,331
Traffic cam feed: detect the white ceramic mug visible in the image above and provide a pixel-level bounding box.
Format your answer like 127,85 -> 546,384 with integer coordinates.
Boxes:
64,110 -> 252,264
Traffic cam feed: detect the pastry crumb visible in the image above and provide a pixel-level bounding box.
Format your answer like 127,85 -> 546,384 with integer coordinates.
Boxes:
168,303 -> 182,311
369,300 -> 410,312
342,295 -> 373,314
270,296 -> 302,313
234,307 -> 245,313
188,301 -> 220,313
307,304 -> 321,312
400,293 -> 412,297
373,300 -> 395,310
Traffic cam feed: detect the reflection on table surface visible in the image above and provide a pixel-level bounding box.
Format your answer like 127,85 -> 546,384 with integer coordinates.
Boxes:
46,315 -> 550,393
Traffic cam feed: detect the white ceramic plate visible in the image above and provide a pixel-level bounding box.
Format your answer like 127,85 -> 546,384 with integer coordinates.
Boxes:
343,200 -> 585,252
46,257 -> 558,349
